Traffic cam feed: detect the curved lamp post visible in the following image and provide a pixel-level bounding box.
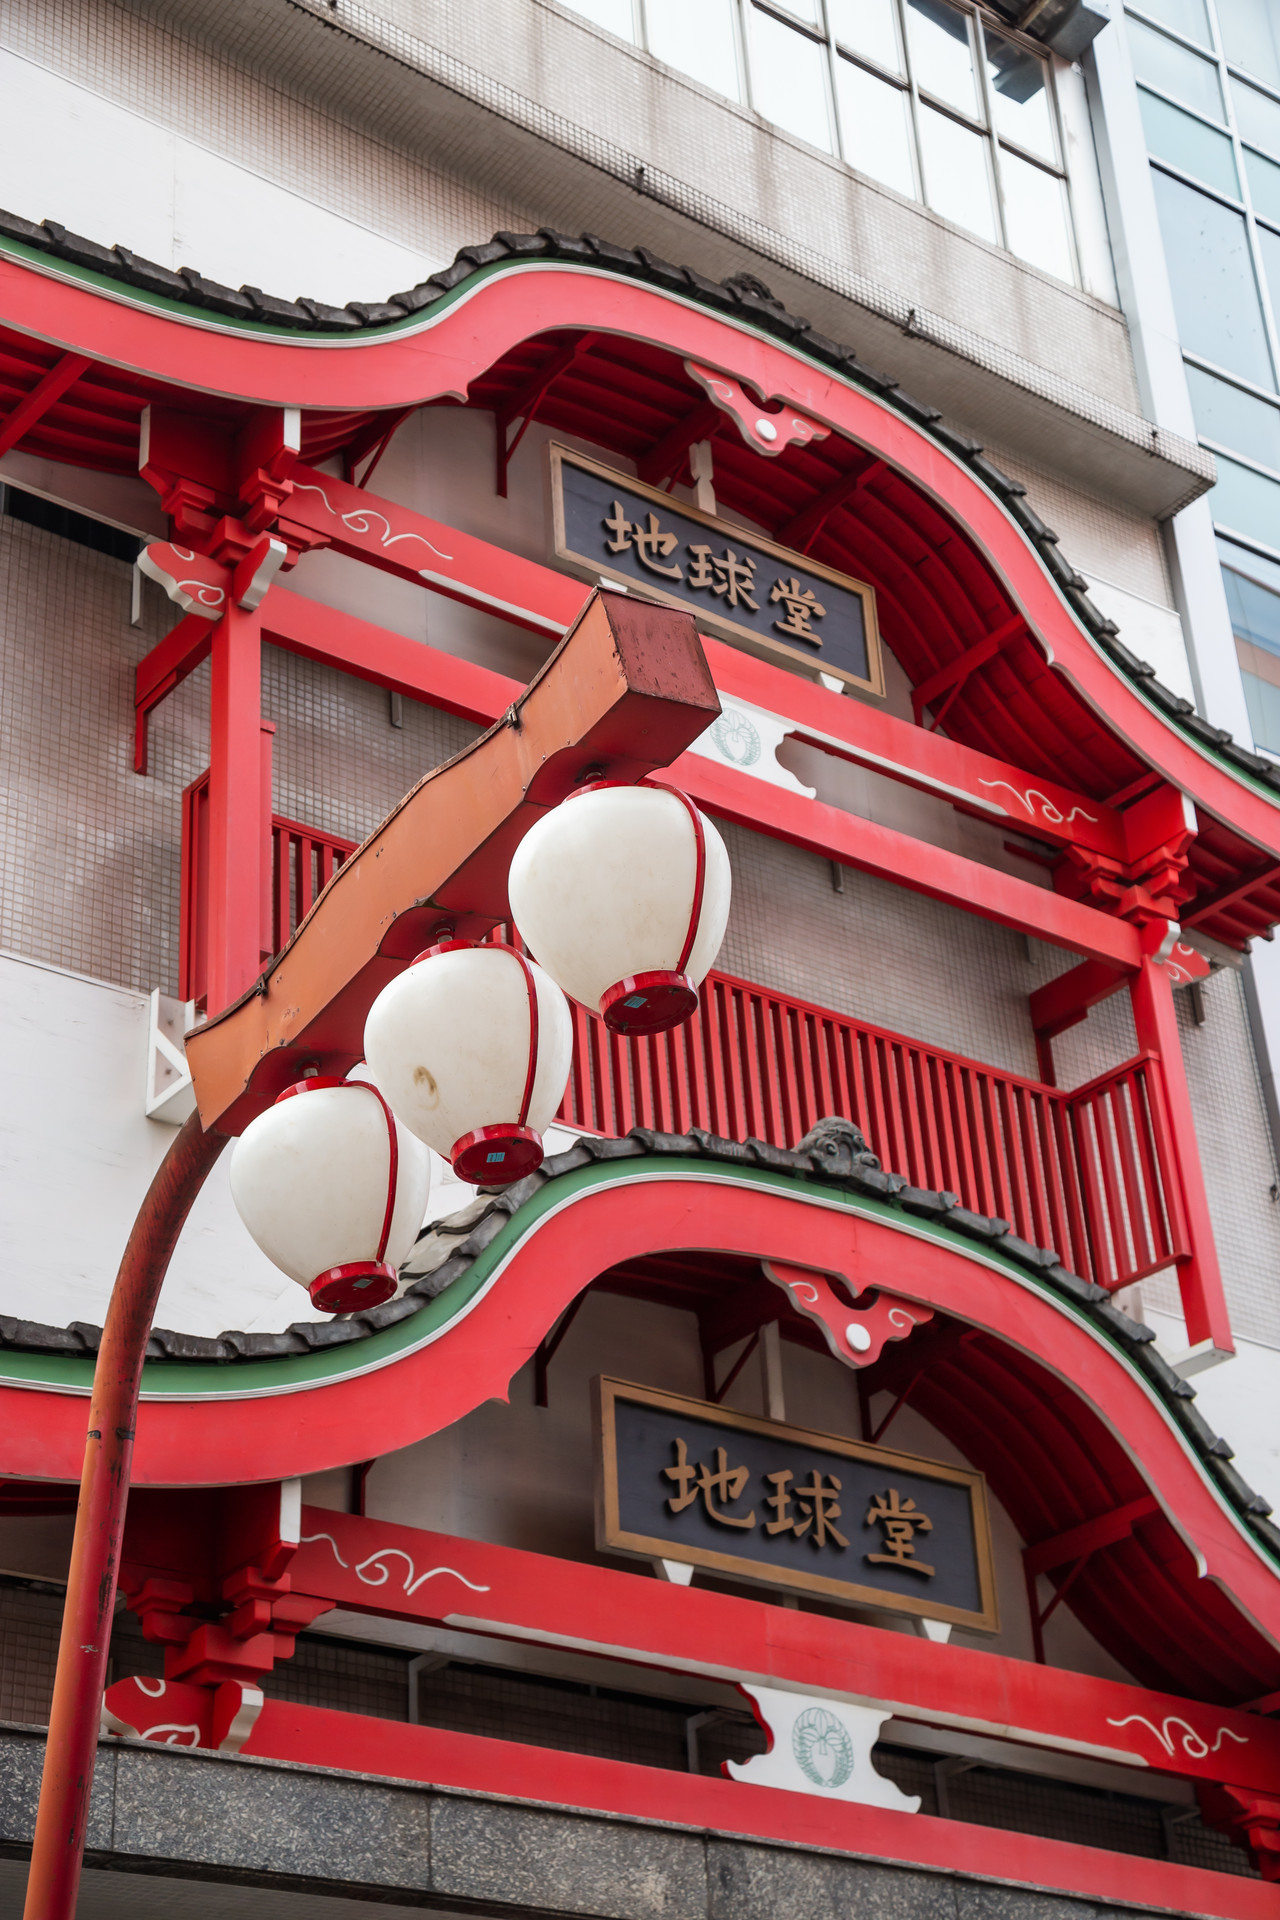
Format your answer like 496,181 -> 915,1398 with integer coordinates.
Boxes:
22,587 -> 724,1920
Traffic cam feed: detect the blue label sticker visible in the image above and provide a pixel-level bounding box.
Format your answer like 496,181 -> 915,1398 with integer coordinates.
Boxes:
486,1151 -> 506,1163
624,994 -> 647,1008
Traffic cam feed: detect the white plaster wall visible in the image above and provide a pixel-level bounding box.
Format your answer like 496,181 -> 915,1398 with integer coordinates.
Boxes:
0,950 -> 326,1336
0,47 -> 430,306
1082,574 -> 1196,705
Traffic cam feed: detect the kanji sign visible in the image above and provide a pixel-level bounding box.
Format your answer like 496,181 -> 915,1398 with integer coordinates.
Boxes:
594,1378 -> 997,1630
551,446 -> 885,695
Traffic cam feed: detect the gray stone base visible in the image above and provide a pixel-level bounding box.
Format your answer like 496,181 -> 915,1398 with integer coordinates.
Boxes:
0,1723 -> 1213,1917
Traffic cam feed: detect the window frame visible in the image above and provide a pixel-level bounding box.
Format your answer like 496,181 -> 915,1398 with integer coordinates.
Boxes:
549,0 -> 1082,285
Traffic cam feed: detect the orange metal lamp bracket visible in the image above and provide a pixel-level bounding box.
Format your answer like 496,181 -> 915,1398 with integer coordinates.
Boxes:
185,588 -> 721,1136
22,588 -> 719,1920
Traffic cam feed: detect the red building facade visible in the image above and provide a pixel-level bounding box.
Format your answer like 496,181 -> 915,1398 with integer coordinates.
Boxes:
4,9 -> 1280,1909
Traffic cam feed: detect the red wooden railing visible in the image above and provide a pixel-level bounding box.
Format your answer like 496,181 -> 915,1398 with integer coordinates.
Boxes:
268,810 -> 356,958
179,796 -> 1189,1295
549,971 -> 1190,1295
179,772 -> 355,1007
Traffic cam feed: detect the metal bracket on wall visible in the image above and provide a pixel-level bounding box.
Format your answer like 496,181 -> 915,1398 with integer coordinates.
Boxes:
144,990 -> 199,1124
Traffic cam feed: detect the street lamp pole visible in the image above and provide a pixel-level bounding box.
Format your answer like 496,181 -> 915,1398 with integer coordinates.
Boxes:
22,1110 -> 227,1920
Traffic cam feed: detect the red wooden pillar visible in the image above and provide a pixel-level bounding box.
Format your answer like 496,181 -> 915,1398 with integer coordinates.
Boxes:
205,602 -> 267,1015
1128,954 -> 1232,1352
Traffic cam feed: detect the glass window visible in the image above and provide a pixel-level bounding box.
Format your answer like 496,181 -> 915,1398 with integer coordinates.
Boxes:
749,6 -> 833,149
985,31 -> 1056,161
1001,149 -> 1074,278
1152,169 -> 1275,386
1128,0 -> 1212,45
771,0 -> 823,21
1232,79 -> 1280,158
919,102 -> 998,239
1242,668 -> 1280,751
828,0 -> 902,73
906,0 -> 980,118
1245,148 -> 1280,225
1187,365 -> 1280,467
1139,88 -> 1240,195
1221,531 -> 1280,592
1128,16 -> 1225,120
836,57 -> 917,196
1218,0 -> 1280,95
1224,562 -> 1280,653
1209,451 -> 1280,548
1258,224 -> 1280,333
646,0 -> 741,96
561,0 -> 636,35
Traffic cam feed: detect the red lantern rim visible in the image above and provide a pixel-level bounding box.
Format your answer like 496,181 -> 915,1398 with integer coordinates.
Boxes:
600,971 -> 699,1036
308,1262 -> 398,1312
410,937 -> 476,965
275,1076 -> 349,1099
451,1124 -> 544,1185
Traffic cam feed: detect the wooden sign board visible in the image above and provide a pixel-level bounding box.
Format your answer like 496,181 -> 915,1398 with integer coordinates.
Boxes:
551,445 -> 885,696
593,1378 -> 998,1632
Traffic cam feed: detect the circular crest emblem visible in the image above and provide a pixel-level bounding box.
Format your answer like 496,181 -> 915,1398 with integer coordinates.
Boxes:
791,1705 -> 855,1789
709,710 -> 762,769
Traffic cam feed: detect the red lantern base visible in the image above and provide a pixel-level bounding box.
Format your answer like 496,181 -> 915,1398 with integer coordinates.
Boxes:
600,971 -> 699,1036
451,1124 -> 544,1185
309,1261 -> 399,1313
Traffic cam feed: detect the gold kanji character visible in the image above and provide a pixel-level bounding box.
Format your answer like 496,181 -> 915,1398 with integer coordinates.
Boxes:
601,500 -> 682,579
685,543 -> 759,611
770,575 -> 826,641
664,1437 -> 755,1529
865,1487 -> 935,1577
764,1468 -> 849,1549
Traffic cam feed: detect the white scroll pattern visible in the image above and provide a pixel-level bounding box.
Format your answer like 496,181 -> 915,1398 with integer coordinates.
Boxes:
300,1530 -> 491,1596
292,482 -> 454,562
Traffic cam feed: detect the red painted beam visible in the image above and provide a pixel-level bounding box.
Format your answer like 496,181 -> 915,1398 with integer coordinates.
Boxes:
288,1505 -> 1277,1797
283,463 -> 582,637
1024,1495 -> 1160,1575
262,586 -> 519,722
133,611 -> 215,773
1029,956 -> 1129,1040
240,1698 -> 1277,1919
671,748 -> 1142,968
0,349 -> 91,458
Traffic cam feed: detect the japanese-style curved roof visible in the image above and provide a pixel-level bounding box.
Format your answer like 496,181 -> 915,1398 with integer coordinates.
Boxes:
3,1126 -> 1278,1703
2,211 -> 1280,945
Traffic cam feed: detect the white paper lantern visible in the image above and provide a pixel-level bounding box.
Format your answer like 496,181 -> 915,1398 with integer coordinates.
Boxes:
507,782 -> 731,1035
230,1076 -> 431,1312
364,940 -> 573,1184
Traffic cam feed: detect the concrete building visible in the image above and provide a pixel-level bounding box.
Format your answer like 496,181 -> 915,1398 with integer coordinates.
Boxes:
3,0 -> 1280,1911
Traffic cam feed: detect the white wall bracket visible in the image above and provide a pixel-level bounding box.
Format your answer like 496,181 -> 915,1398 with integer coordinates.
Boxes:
145,989 -> 199,1124
728,1684 -> 919,1811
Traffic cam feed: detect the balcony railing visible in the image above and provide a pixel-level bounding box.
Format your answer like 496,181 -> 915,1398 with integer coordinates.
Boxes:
179,791 -> 1189,1296
551,972 -> 1189,1295
179,772 -> 355,1010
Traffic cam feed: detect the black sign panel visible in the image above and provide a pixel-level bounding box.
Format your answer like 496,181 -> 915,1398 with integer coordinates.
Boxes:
594,1378 -> 997,1631
550,446 -> 884,695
